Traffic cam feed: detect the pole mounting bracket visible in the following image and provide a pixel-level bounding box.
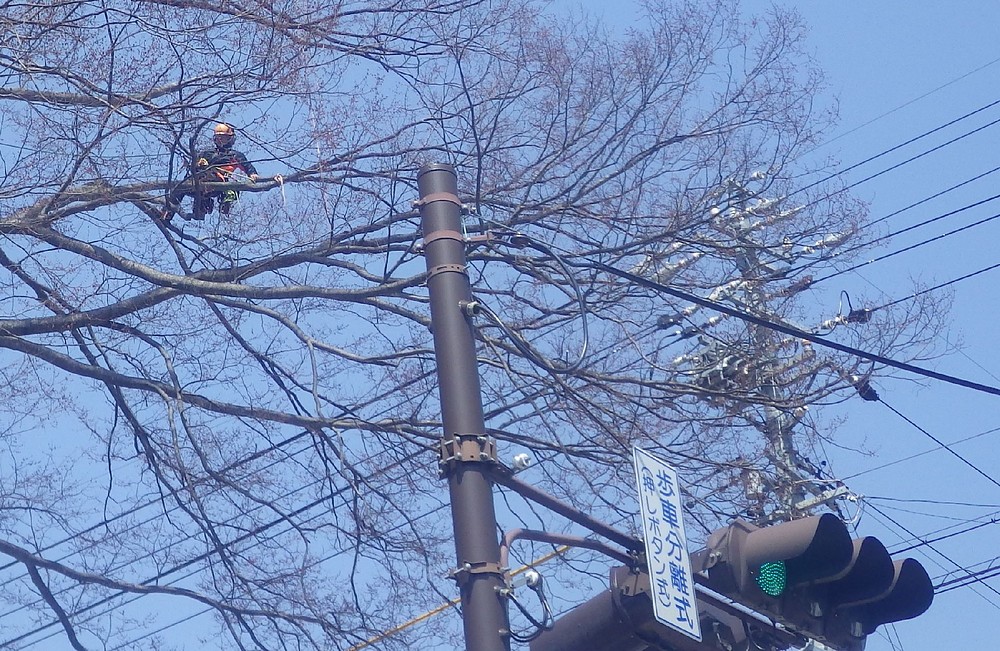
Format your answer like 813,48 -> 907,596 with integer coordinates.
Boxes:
447,560 -> 505,586
439,433 -> 498,475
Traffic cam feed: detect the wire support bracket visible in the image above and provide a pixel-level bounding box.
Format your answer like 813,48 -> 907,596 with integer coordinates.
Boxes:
439,433 -> 498,475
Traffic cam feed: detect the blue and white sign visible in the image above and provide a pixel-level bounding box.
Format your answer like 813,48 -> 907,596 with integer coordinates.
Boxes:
632,447 -> 701,642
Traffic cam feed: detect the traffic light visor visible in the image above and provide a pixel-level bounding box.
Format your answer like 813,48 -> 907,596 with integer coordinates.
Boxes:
742,513 -> 854,587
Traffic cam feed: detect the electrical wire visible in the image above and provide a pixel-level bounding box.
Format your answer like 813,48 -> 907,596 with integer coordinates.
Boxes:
877,398 -> 1000,492
811,209 -> 1000,285
891,515 -> 1000,556
5,448 -> 434,648
792,96 -> 1000,199
570,256 -> 1000,397
865,502 -> 1000,607
0,430 -> 315,588
874,260 -> 1000,311
473,231 -> 590,374
935,558 -> 1000,594
844,427 -> 1000,481
804,56 -> 1000,155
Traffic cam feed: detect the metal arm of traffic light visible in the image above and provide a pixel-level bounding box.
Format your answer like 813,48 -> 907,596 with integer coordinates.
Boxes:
530,565 -> 806,651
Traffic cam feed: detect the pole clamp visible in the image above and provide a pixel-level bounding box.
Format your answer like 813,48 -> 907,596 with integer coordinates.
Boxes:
426,263 -> 467,281
422,229 -> 465,247
447,560 -> 505,586
413,192 -> 462,208
439,433 -> 498,474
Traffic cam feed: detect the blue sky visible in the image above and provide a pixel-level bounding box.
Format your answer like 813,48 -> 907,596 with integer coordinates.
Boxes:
726,3 -> 1000,650
564,1 -> 1000,649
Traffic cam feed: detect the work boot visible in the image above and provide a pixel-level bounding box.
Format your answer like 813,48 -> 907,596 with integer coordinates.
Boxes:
193,197 -> 213,220
220,190 -> 238,215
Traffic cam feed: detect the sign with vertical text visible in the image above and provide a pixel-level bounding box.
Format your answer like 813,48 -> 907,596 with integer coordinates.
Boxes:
632,447 -> 701,641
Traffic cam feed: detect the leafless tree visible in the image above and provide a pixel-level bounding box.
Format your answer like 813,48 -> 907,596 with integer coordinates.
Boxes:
0,0 -> 946,648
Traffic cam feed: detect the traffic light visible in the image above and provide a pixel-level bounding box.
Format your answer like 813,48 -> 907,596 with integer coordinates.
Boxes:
695,513 -> 934,651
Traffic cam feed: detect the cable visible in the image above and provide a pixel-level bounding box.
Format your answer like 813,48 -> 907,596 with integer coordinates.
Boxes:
865,163 -> 1000,231
891,516 -> 1000,556
811,209 -> 1000,285
572,256 -> 1000,398
0,430 -> 314,587
878,398 -> 1000,492
935,559 -> 1000,594
865,502 -> 1000,607
868,496 -> 1000,510
806,55 -> 1000,155
874,260 -> 1000,311
816,190 -> 1000,272
473,231 -> 590,375
5,448 -> 434,648
842,424 -> 1000,482
792,96 -> 1000,198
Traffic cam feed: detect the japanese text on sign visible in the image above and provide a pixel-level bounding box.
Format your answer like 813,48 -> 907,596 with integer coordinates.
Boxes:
633,447 -> 701,642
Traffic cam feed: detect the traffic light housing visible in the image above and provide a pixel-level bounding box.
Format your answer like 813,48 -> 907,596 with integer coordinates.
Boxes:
695,513 -> 934,651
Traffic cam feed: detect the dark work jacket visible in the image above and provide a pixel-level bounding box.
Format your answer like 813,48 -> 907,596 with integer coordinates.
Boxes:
193,146 -> 258,181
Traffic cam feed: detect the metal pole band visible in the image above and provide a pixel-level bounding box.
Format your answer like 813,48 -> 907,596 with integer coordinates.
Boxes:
449,561 -> 506,587
414,191 -> 462,207
426,263 -> 467,280
423,229 -> 465,246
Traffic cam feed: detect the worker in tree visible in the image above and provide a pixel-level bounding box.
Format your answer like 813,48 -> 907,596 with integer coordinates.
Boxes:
163,123 -> 259,221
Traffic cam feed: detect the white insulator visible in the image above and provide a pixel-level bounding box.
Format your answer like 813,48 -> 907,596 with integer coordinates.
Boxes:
817,315 -> 847,331
822,231 -> 851,248
776,205 -> 805,220
629,254 -> 655,276
703,315 -> 724,329
748,198 -> 777,214
805,231 -> 850,254
511,453 -> 532,471
708,280 -> 744,302
652,252 -> 703,283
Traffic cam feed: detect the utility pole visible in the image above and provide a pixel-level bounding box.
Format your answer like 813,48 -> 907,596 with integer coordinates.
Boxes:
726,182 -> 812,519
658,177 -> 849,521
416,163 -> 510,651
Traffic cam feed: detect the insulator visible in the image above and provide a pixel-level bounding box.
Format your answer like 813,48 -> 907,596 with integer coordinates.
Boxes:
651,252 -> 704,283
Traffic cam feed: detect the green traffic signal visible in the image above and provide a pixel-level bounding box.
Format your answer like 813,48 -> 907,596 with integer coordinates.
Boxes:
755,560 -> 787,597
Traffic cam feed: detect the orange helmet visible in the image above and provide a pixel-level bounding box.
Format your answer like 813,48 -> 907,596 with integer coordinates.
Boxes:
213,122 -> 235,148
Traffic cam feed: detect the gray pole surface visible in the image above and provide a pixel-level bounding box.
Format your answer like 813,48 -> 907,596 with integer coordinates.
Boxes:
417,163 -> 510,651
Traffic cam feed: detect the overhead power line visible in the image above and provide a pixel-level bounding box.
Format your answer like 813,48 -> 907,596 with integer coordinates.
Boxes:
581,258 -> 1000,398
877,399 -> 1000,492
866,502 -> 1000,607
812,208 -> 1000,285
4,448 -> 433,649
794,96 -> 1000,198
810,56 -> 1000,154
